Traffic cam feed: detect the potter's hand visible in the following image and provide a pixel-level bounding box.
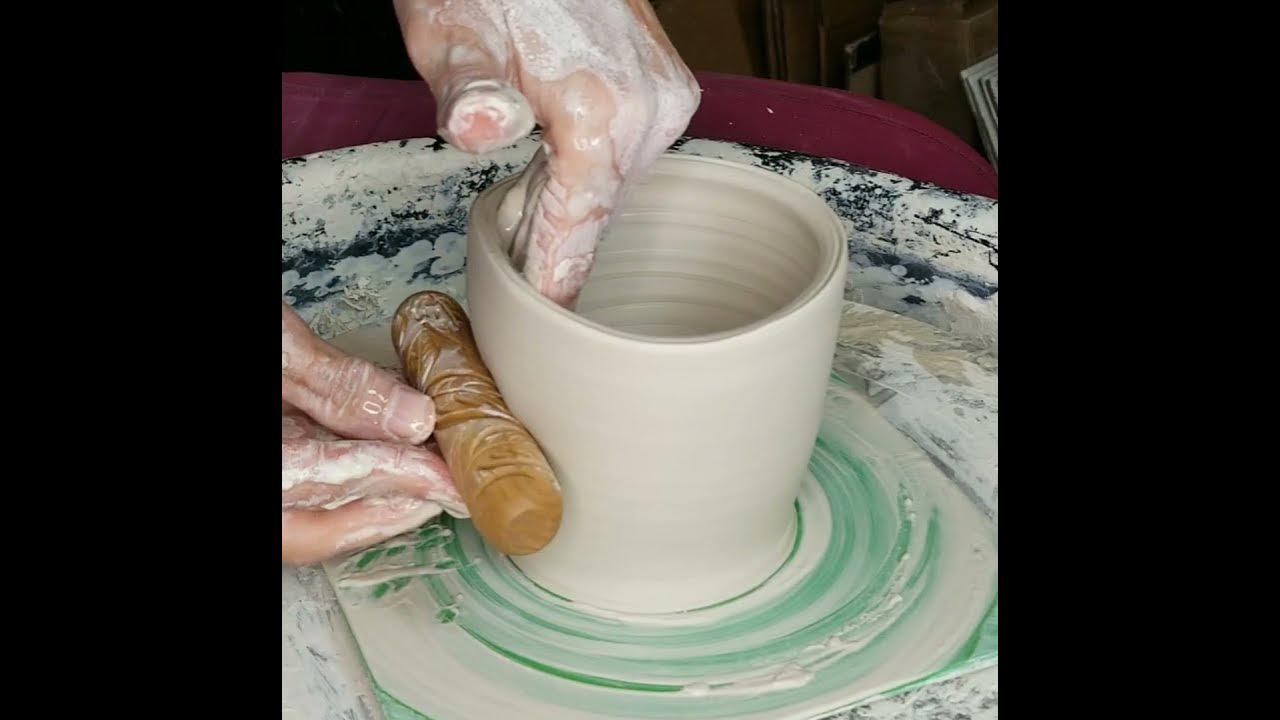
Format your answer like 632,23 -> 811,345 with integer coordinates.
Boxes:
281,303 -> 466,565
395,0 -> 701,306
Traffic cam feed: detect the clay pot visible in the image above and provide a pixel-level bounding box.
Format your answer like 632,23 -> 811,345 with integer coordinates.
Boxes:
466,155 -> 847,614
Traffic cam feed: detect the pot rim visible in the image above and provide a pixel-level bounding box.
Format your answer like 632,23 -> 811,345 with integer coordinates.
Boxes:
469,154 -> 847,349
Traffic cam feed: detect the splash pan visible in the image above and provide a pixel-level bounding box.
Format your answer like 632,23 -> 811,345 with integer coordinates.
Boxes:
283,136 -> 999,720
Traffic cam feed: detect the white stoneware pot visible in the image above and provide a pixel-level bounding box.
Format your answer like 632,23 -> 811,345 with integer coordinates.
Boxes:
466,155 -> 848,614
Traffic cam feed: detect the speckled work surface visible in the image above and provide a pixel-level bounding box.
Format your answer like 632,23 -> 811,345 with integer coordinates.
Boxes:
282,136 -> 998,719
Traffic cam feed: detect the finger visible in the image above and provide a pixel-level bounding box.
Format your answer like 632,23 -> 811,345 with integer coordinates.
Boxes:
281,438 -> 466,517
515,71 -> 624,308
395,0 -> 534,154
282,496 -> 444,566
282,408 -> 340,442
281,303 -> 436,443
497,146 -> 550,266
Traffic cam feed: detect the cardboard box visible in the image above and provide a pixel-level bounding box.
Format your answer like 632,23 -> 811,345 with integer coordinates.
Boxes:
845,32 -> 881,97
763,0 -> 883,87
817,0 -> 884,88
879,0 -> 998,146
653,0 -> 769,78
764,0 -> 820,84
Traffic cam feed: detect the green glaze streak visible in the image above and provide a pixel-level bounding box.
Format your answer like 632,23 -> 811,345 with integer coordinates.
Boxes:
424,519 -> 607,642
905,510 -> 941,590
948,592 -> 999,666
354,547 -> 384,570
374,683 -> 434,720
464,629 -> 685,693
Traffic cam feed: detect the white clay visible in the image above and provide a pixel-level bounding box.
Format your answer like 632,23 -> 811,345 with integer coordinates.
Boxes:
466,155 -> 848,613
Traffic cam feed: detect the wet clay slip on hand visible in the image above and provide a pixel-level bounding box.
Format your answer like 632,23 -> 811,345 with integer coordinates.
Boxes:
465,155 -> 849,614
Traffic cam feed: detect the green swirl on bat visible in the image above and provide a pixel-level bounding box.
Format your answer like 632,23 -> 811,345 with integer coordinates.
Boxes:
352,372 -> 999,719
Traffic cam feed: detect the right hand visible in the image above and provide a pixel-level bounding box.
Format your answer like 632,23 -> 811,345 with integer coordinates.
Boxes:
282,303 -> 466,565
394,0 -> 701,307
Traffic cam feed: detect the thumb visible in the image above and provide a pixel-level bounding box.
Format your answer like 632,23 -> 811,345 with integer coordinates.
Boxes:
440,78 -> 535,155
281,303 -> 435,443
397,1 -> 534,154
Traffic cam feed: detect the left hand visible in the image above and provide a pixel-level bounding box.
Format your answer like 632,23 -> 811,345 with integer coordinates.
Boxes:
282,303 -> 466,565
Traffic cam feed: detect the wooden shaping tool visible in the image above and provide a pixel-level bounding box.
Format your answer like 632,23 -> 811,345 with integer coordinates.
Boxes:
392,291 -> 563,555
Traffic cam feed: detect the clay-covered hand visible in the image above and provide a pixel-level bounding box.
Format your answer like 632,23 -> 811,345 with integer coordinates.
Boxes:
395,0 -> 701,307
281,303 -> 466,565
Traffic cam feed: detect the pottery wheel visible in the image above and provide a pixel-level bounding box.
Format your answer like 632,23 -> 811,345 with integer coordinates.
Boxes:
318,318 -> 995,720
283,136 -> 998,720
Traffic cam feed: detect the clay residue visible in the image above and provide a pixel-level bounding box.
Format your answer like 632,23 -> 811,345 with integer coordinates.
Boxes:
913,348 -> 987,387
839,303 -> 998,388
836,301 -> 997,521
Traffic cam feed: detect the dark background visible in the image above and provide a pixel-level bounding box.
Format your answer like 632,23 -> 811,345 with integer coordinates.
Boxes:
283,0 -> 420,80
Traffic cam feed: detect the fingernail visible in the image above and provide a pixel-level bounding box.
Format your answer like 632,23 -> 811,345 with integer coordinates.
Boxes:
384,385 -> 435,442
